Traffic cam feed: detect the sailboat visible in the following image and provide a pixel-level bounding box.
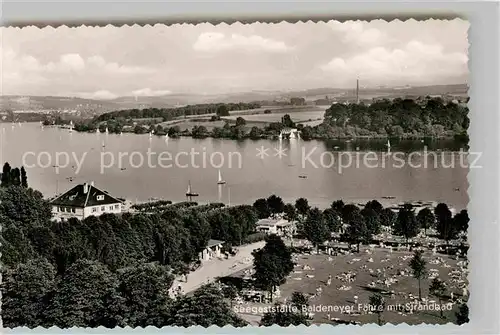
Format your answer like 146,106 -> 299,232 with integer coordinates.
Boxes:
217,170 -> 226,185
185,180 -> 199,197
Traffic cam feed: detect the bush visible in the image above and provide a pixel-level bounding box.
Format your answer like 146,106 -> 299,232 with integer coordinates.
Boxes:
242,232 -> 267,244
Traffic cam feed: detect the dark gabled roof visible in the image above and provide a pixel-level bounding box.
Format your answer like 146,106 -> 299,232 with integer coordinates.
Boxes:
50,183 -> 122,207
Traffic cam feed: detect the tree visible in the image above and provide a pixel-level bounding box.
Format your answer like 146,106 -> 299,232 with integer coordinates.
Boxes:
267,194 -> 285,218
20,166 -> 28,188
221,283 -> 239,308
295,198 -> 310,218
253,198 -> 271,219
1,162 -> 12,186
365,200 -> 383,214
0,186 -> 52,227
361,208 -> 381,236
290,291 -> 309,315
168,284 -> 246,327
10,167 -> 20,186
435,203 -> 457,244
283,203 -> 297,222
345,212 -> 369,252
330,200 -> 345,213
260,303 -> 309,326
369,293 -> 385,326
394,204 -> 419,245
429,278 -> 446,319
281,114 -> 295,128
45,259 -> 124,328
0,225 -> 35,266
409,250 -> 427,300
323,208 -> 341,233
455,303 -> 469,325
416,207 -> 435,236
117,263 -> 174,327
303,208 -> 330,252
454,209 -> 469,233
380,208 -> 396,227
341,204 -> 360,223
2,258 -> 57,328
249,126 -> 263,139
216,105 -> 230,117
253,234 -> 294,300
235,117 -> 246,127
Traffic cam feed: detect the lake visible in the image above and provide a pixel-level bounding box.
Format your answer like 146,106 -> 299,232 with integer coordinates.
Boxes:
0,123 -> 469,210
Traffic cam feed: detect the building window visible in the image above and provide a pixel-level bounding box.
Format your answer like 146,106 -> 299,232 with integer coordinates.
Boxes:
97,195 -> 105,201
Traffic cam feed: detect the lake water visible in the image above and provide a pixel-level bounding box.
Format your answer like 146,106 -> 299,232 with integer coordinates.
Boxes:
0,123 -> 469,210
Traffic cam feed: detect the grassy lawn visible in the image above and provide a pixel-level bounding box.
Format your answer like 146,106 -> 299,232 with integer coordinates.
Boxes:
233,245 -> 467,325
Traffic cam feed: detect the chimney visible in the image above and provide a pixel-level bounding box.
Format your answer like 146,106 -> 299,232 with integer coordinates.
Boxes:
83,182 -> 89,194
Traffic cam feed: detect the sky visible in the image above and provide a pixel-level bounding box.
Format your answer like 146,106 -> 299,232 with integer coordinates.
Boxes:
1,19 -> 469,99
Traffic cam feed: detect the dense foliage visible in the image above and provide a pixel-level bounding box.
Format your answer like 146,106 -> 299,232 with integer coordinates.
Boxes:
300,97 -> 469,140
0,164 -> 469,328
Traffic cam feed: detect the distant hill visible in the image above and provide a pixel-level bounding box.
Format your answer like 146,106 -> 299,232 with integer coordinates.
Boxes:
0,84 -> 468,113
0,95 -> 122,113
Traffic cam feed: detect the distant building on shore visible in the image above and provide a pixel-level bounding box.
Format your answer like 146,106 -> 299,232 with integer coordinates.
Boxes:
199,239 -> 224,261
50,182 -> 123,221
256,218 -> 294,236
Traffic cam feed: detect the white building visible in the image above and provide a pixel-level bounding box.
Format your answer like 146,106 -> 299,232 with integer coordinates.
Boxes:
199,239 -> 224,261
50,182 -> 123,221
256,218 -> 294,236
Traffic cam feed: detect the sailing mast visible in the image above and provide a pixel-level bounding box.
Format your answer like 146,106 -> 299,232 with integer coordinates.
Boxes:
217,170 -> 226,184
186,180 -> 199,200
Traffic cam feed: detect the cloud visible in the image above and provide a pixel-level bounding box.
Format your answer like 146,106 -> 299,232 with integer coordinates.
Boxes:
59,53 -> 86,71
87,56 -> 153,75
320,40 -> 468,85
193,32 -> 290,53
2,48 -> 152,76
79,90 -> 118,100
328,21 -> 387,46
131,88 -> 171,97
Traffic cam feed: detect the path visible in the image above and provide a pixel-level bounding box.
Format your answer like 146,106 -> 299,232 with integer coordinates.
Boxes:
171,241 -> 266,296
